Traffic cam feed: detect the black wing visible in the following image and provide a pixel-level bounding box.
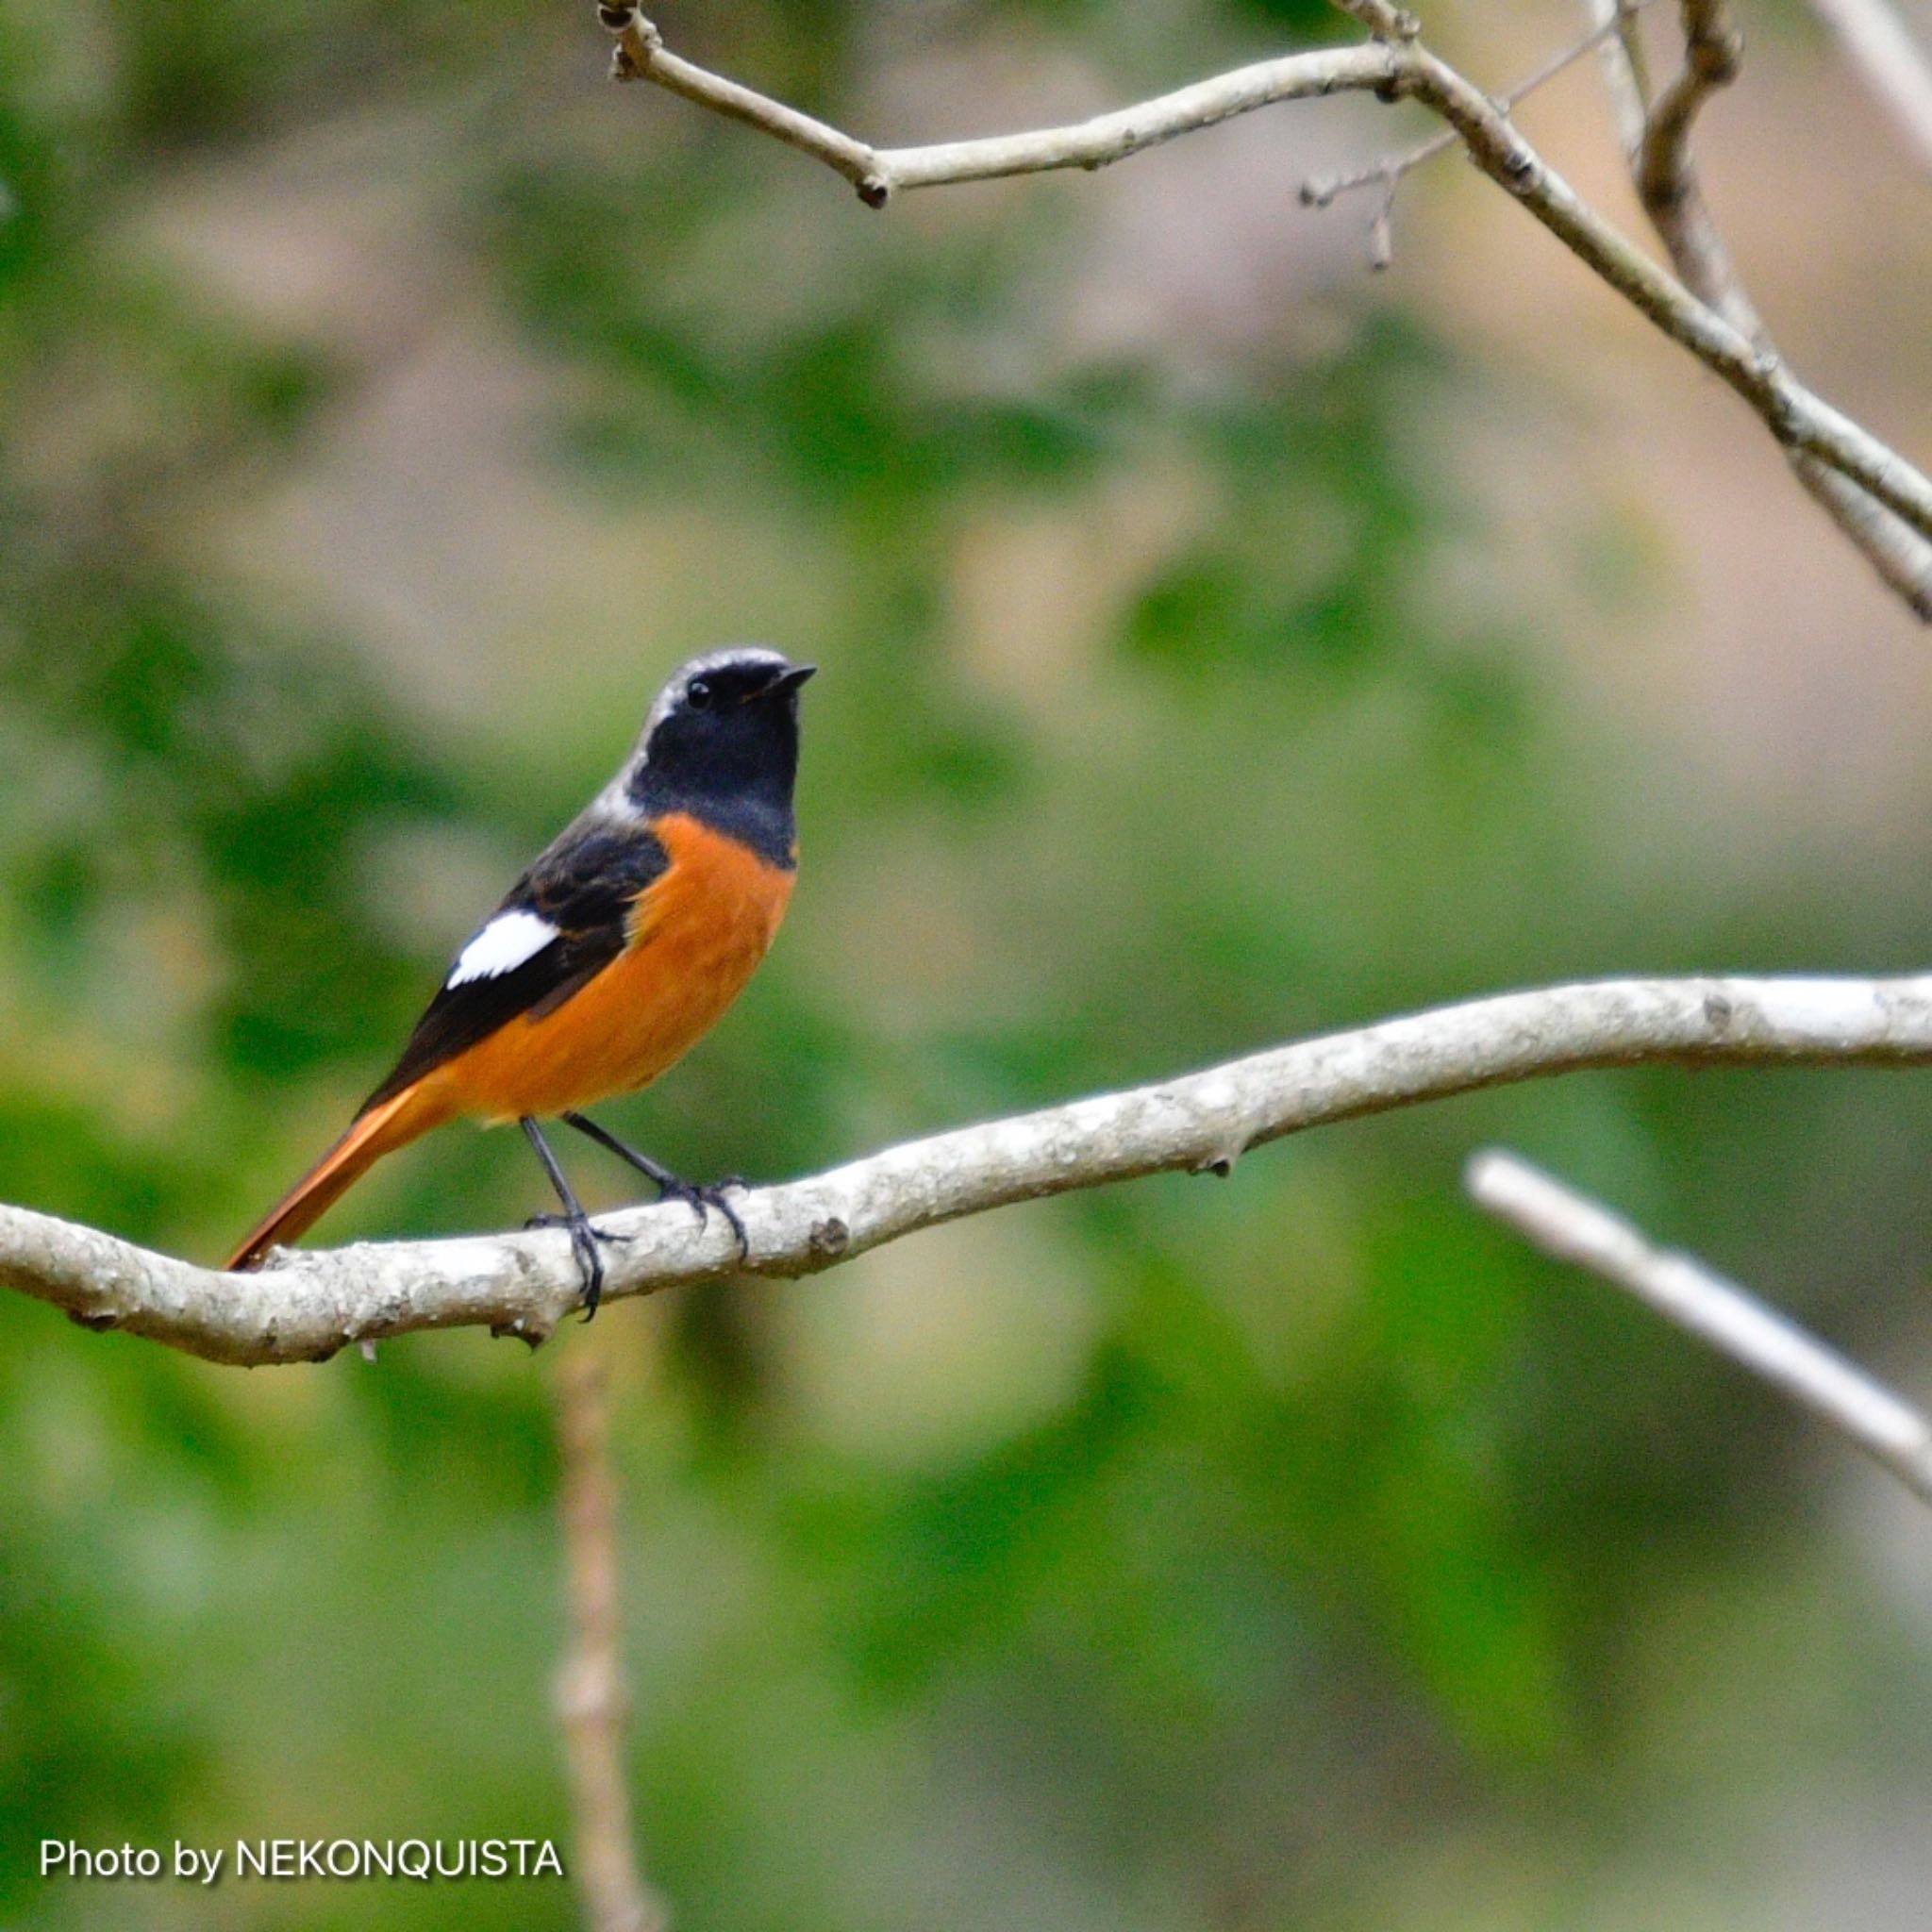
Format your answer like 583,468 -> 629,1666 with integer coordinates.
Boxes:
360,819 -> 669,1112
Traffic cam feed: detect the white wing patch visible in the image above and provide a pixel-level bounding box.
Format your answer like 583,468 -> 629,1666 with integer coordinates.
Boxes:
445,909 -> 559,989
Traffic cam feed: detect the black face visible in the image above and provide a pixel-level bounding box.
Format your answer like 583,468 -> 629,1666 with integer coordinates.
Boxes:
628,653 -> 814,867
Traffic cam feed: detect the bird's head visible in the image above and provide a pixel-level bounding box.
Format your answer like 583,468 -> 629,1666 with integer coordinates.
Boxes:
625,647 -> 816,855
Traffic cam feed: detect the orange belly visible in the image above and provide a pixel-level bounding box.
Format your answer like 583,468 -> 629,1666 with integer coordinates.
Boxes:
417,812 -> 794,1124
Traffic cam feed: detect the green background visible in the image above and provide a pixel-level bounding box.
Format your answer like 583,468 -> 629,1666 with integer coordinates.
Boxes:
4,0 -> 1932,1924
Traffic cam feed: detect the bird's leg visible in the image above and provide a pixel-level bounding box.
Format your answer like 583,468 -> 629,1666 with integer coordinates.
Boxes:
521,1116 -> 627,1320
560,1110 -> 750,1258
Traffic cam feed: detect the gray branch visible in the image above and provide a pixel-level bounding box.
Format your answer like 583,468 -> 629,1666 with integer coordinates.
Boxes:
1614,0 -> 1932,617
1469,1150 -> 1932,1503
1803,0 -> 1932,175
4,974 -> 1931,1367
597,4 -> 1932,620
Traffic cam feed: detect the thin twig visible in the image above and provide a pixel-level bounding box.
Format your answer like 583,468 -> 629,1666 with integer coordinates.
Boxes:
874,48 -> 1394,192
5,974 -> 1932,1363
1636,0 -> 1743,243
555,1347 -> 666,1932
882,51 -> 1407,194
600,6 -> 890,204
1591,0 -> 1657,158
1468,1150 -> 1932,1504
594,5 -> 1932,616
1301,7 -> 1642,214
1803,0 -> 1932,175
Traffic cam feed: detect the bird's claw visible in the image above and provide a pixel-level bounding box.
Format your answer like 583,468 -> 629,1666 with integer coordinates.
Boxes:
654,1175 -> 750,1259
525,1211 -> 630,1320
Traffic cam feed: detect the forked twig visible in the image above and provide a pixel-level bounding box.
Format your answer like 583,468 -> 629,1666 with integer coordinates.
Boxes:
1300,4 -> 1650,268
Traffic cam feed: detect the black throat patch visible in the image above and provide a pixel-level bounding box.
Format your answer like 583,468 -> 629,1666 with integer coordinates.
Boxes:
628,691 -> 801,869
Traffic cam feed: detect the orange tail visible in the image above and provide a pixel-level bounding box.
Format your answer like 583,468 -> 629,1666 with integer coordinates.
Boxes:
224,1084 -> 445,1272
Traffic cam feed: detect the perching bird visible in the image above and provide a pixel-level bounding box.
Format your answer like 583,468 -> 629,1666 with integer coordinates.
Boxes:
225,647 -> 814,1314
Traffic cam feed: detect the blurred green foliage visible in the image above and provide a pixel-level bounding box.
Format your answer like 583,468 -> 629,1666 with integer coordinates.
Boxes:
4,2 -> 1932,1927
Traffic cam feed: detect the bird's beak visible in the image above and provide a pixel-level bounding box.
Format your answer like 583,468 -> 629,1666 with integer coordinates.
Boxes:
748,662 -> 817,701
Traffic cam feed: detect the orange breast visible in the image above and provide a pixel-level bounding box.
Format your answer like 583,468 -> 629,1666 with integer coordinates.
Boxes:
420,812 -> 794,1124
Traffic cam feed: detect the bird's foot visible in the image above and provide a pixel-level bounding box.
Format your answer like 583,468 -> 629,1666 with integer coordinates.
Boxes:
525,1210 -> 631,1321
653,1173 -> 750,1259
554,1114 -> 751,1261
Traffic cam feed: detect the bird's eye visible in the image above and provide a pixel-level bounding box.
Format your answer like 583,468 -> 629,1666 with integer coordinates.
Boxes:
687,677 -> 714,710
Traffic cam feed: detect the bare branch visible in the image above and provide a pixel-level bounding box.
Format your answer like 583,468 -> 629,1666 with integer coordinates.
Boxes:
555,1348 -> 666,1932
609,12 -> 1402,199
595,6 -> 1932,616
1803,0 -> 1932,175
1618,0 -> 1932,615
1399,30 -> 1932,553
877,52 -> 1395,192
1784,461 -> 1932,617
601,7 -> 890,203
1468,1150 -> 1932,1504
1637,0 -> 1741,220
4,974 -> 1932,1366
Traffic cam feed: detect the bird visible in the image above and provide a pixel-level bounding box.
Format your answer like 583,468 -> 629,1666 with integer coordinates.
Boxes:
224,646 -> 815,1315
